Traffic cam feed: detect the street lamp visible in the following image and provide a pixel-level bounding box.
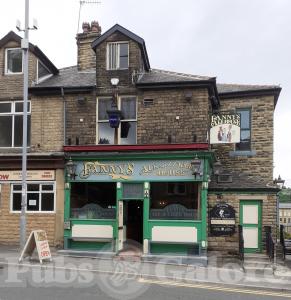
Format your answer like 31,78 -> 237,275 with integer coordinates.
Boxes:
191,155 -> 202,178
66,158 -> 77,180
274,175 -> 285,189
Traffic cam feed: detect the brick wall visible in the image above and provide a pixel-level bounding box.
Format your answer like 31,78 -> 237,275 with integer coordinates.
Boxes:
211,95 -> 275,183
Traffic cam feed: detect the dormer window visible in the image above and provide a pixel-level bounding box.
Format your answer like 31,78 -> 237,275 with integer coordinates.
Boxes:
5,48 -> 23,74
107,42 -> 129,70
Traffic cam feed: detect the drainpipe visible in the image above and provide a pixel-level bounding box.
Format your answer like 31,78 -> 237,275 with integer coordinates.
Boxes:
61,87 -> 66,145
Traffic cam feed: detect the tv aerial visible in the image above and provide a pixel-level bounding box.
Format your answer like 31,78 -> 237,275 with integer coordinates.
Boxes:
77,0 -> 101,33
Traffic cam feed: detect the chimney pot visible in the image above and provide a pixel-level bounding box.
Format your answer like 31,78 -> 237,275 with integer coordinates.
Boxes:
82,22 -> 90,33
91,21 -> 101,33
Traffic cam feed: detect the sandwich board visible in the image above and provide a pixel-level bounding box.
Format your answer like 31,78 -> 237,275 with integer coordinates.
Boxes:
19,230 -> 52,264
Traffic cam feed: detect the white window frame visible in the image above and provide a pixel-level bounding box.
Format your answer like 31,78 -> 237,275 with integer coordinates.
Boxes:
96,96 -> 137,145
10,182 -> 56,214
0,100 -> 31,148
36,59 -> 53,84
106,42 -> 129,70
5,48 -> 23,75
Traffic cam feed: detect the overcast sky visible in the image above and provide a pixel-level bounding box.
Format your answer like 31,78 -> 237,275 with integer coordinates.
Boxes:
0,0 -> 290,187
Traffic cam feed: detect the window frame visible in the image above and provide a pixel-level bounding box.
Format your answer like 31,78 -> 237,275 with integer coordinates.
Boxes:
96,95 -> 137,145
106,41 -> 129,70
10,182 -> 56,214
5,48 -> 23,75
0,100 -> 31,148
235,107 -> 252,151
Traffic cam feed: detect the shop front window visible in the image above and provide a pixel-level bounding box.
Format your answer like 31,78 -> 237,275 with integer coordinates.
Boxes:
70,182 -> 116,219
149,182 -> 200,220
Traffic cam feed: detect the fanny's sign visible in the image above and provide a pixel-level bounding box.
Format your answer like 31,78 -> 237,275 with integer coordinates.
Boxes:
210,114 -> 241,144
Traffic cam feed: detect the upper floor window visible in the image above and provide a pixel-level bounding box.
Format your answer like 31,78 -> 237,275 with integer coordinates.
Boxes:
0,101 -> 31,148
5,48 -> 23,74
107,42 -> 129,70
97,96 -> 136,145
236,108 -> 251,151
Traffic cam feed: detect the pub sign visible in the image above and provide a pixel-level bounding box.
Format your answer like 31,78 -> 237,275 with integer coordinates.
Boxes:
209,203 -> 236,236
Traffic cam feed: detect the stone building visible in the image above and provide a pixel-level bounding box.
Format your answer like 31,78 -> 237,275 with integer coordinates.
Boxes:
0,21 -> 281,263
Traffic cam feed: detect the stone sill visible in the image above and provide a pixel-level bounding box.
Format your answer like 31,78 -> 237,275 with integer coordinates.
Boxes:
229,150 -> 256,157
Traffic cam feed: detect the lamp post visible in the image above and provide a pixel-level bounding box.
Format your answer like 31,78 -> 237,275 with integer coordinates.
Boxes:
274,175 -> 285,189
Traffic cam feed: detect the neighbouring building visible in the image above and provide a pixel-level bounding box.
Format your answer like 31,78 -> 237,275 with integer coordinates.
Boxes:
0,21 -> 282,264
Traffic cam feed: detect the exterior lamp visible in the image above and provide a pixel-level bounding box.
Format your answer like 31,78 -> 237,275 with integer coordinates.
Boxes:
66,158 -> 77,180
274,175 -> 285,189
107,77 -> 123,128
191,155 -> 202,178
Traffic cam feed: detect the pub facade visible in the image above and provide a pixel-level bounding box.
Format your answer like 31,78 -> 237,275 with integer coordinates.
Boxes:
0,21 -> 281,263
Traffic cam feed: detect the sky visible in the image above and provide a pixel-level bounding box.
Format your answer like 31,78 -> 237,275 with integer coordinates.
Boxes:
0,0 -> 290,187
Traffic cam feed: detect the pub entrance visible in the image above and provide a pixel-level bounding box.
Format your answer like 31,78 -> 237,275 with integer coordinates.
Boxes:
124,200 -> 143,244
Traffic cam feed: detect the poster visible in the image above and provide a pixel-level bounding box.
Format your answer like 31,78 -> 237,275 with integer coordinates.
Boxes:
210,114 -> 240,144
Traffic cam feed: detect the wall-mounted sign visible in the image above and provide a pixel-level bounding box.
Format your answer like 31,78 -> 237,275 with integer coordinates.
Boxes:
0,170 -> 55,181
73,159 -> 204,182
210,114 -> 240,144
209,203 -> 236,236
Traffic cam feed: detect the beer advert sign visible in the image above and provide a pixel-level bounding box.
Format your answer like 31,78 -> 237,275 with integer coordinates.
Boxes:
210,114 -> 240,144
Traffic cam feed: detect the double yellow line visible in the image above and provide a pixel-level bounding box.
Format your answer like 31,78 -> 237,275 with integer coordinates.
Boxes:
138,278 -> 291,298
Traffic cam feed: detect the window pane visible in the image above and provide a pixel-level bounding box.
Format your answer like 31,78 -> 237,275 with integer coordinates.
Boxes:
12,193 -> 21,211
121,97 -> 136,119
120,121 -> 136,144
236,130 -> 251,150
119,56 -> 128,69
7,49 -> 22,73
42,184 -> 54,191
27,193 -> 39,211
122,183 -> 144,199
0,116 -> 12,147
27,184 -> 40,191
119,43 -> 128,57
41,193 -> 54,211
0,103 -> 12,113
98,98 -> 112,120
13,185 -> 22,191
238,110 -> 250,129
14,115 -> 31,147
15,102 -> 31,113
98,122 -> 115,144
240,130 -> 250,141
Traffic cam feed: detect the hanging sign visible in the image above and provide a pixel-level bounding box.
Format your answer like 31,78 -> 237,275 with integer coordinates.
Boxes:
209,203 -> 236,236
210,114 -> 240,144
19,230 -> 52,264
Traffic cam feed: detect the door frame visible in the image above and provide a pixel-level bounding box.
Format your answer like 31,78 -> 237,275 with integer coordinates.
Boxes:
239,200 -> 262,253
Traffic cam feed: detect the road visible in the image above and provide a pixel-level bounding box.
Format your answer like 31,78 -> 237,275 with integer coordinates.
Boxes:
0,264 -> 291,300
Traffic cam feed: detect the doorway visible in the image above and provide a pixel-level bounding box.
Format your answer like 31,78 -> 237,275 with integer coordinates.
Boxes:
125,200 -> 143,244
240,200 -> 262,253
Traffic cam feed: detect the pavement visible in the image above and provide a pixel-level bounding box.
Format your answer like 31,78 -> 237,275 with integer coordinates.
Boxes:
1,245 -> 291,293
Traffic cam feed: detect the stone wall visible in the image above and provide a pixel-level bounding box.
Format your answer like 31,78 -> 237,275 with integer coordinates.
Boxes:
96,32 -> 143,95
30,95 -> 64,152
207,192 -> 277,253
0,40 -> 38,99
211,95 -> 275,183
138,88 -> 210,144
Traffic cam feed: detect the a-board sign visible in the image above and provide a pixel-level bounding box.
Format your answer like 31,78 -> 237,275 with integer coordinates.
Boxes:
19,230 -> 52,264
209,203 -> 236,236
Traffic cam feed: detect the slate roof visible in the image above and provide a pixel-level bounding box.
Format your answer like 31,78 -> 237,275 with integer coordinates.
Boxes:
32,66 -> 96,89
217,83 -> 281,94
137,68 -> 214,84
209,170 -> 279,192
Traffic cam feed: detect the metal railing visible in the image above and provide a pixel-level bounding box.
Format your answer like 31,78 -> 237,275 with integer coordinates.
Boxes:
265,226 -> 274,261
238,225 -> 244,262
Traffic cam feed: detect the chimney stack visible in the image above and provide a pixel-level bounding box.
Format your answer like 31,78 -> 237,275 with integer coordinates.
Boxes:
76,21 -> 102,71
